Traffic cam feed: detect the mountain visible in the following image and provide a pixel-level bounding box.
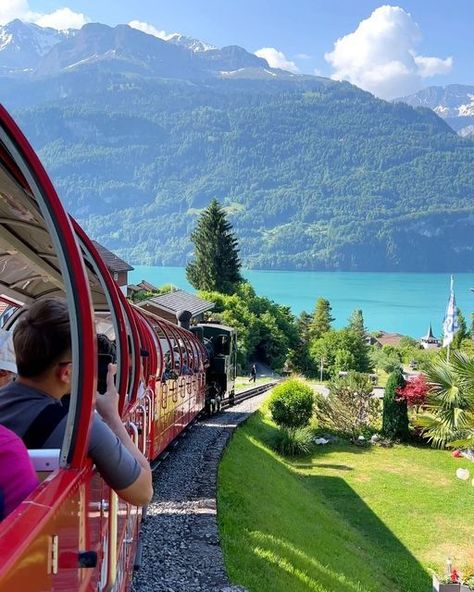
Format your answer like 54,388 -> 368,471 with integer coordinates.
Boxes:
0,19 -> 73,72
397,85 -> 474,137
0,21 -> 473,272
166,33 -> 216,53
0,21 -> 285,81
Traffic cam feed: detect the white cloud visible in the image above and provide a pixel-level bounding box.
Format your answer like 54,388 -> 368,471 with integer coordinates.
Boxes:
35,8 -> 88,30
413,54 -> 453,78
296,53 -> 312,60
324,5 -> 453,99
128,20 -> 172,40
0,0 -> 88,29
255,47 -> 299,73
0,0 -> 29,24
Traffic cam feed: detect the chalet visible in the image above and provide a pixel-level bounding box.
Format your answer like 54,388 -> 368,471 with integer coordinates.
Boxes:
138,289 -> 215,325
373,331 -> 404,348
91,241 -> 134,296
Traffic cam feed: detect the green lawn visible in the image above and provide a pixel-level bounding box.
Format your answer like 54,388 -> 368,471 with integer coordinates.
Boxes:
218,408 -> 474,592
234,375 -> 276,392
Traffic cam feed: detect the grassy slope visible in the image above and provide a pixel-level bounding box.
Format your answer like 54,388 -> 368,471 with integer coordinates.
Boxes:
218,410 -> 474,592
234,376 -> 276,392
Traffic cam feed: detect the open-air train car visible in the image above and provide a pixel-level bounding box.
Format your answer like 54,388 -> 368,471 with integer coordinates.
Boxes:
0,105 -> 208,591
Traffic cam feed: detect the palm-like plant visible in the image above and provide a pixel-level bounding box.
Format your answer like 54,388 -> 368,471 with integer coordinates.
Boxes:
419,351 -> 474,448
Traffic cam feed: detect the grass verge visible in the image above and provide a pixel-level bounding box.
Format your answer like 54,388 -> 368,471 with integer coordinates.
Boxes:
218,408 -> 474,592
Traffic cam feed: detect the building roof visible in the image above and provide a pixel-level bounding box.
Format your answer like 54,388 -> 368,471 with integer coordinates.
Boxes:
421,323 -> 438,341
137,280 -> 158,292
92,241 -> 134,273
374,332 -> 404,347
141,289 -> 214,317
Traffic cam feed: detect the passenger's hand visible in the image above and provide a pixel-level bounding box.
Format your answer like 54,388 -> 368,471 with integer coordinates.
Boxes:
95,363 -> 119,422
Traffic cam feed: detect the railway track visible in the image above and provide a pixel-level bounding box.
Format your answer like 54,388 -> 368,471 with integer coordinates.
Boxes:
151,380 -> 279,472
222,379 -> 280,409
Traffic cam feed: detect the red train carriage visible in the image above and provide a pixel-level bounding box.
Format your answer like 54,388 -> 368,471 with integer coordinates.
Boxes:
0,105 -> 208,590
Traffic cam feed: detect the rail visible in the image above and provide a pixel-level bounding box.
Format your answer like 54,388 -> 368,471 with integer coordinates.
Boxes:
222,379 -> 281,409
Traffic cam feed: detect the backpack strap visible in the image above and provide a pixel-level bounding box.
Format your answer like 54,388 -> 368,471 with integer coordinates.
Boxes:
22,403 -> 69,449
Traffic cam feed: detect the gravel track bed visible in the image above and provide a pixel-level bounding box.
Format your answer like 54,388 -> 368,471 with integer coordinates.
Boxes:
131,393 -> 266,592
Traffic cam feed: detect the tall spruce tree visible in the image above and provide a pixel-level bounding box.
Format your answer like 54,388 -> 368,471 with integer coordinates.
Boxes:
348,309 -> 366,338
310,298 -> 334,340
382,368 -> 409,441
287,311 -> 315,375
186,199 -> 242,294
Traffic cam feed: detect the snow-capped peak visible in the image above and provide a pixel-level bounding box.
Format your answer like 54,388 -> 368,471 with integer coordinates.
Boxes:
166,33 -> 216,53
0,19 -> 73,71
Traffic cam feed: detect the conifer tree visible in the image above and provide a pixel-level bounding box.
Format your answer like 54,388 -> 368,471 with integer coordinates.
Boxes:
287,311 -> 315,375
310,298 -> 334,340
382,368 -> 409,441
186,199 -> 242,294
452,307 -> 468,348
348,309 -> 366,338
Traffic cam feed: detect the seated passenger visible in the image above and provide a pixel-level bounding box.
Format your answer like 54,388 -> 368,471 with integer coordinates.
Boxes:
0,299 -> 152,507
0,424 -> 38,520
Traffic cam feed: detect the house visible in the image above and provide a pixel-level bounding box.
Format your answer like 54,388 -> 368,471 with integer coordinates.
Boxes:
373,331 -> 405,348
420,324 -> 441,349
138,289 -> 215,325
91,241 -> 134,296
137,280 -> 158,292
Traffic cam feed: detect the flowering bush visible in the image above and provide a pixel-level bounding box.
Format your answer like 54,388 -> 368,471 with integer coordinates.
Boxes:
396,374 -> 429,408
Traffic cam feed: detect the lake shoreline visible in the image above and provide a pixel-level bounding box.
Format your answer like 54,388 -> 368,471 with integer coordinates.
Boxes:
130,266 -> 474,339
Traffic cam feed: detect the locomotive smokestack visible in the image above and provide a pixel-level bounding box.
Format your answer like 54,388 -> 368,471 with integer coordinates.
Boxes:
176,310 -> 192,330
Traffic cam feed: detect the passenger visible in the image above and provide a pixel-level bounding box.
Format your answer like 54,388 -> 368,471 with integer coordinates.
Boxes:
0,299 -> 153,507
0,331 -> 38,520
0,329 -> 16,387
180,362 -> 193,376
0,424 -> 38,520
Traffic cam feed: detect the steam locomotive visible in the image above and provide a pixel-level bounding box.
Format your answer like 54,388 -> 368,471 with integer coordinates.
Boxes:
0,105 -> 237,590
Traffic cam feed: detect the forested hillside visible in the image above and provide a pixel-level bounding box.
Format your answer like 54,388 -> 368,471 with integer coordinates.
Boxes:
1,23 -> 473,271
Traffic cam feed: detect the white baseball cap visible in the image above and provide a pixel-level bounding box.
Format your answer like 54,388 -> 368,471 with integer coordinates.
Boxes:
0,328 -> 17,374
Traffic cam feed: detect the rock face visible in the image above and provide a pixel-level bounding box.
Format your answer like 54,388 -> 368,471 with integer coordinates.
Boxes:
396,84 -> 474,135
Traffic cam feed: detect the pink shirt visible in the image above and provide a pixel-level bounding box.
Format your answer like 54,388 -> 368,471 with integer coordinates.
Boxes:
0,425 -> 39,519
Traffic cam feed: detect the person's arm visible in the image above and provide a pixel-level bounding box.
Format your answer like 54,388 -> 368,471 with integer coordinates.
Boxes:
95,364 -> 153,506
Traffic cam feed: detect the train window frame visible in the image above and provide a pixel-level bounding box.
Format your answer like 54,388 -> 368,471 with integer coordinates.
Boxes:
0,106 -> 96,469
75,237 -> 127,401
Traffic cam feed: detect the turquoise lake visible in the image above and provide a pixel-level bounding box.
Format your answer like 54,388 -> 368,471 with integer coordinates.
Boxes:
130,267 -> 474,339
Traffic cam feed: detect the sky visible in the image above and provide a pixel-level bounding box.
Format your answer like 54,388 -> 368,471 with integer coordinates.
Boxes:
1,0 -> 472,99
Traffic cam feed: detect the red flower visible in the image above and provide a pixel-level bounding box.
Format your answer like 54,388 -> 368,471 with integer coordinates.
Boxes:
396,374 -> 429,407
452,450 -> 462,458
451,569 -> 460,583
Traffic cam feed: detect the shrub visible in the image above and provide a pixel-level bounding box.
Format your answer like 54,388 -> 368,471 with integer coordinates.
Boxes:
273,427 -> 314,456
269,379 -> 314,429
396,374 -> 429,408
382,368 -> 409,441
314,371 -> 381,441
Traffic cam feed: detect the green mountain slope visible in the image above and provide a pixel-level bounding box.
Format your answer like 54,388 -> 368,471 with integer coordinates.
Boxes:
8,74 -> 474,271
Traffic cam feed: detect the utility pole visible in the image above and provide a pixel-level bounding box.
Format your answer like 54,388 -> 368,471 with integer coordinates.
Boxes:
320,358 -> 324,382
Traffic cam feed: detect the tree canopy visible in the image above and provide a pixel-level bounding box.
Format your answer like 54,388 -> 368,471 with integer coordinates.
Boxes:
10,76 -> 474,272
310,298 -> 334,340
